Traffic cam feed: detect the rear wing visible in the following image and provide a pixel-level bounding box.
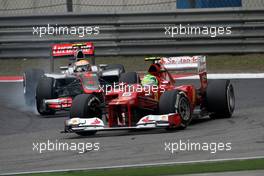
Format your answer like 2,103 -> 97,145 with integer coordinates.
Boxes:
52,42 -> 94,57
145,56 -> 206,73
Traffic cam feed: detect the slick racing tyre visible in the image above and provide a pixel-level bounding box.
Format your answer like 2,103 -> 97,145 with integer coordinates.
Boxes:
119,72 -> 140,84
36,77 -> 56,115
206,80 -> 235,118
23,69 -> 44,106
70,94 -> 102,136
159,90 -> 192,130
70,94 -> 102,119
105,64 -> 125,74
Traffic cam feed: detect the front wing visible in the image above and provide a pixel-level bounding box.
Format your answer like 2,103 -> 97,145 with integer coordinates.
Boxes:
63,113 -> 182,133
45,97 -> 72,110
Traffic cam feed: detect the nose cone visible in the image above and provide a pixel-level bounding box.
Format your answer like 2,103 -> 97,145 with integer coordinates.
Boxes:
109,92 -> 137,105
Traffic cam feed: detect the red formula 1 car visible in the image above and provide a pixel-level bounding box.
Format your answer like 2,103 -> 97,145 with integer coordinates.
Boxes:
64,56 -> 235,135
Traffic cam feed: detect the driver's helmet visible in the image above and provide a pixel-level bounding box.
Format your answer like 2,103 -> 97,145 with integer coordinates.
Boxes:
75,50 -> 85,61
141,73 -> 158,86
74,60 -> 90,72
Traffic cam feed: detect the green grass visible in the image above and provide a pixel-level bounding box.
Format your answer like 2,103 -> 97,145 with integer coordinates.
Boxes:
18,158 -> 264,176
207,54 -> 264,73
0,54 -> 264,75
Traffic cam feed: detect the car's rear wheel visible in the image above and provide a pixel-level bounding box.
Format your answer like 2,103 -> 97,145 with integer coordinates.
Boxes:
159,90 -> 192,130
36,77 -> 56,115
119,72 -> 140,84
206,80 -> 235,118
23,69 -> 44,106
105,64 -> 125,74
70,94 -> 102,136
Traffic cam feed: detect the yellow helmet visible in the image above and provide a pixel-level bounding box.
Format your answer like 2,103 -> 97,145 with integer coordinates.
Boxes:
75,60 -> 89,66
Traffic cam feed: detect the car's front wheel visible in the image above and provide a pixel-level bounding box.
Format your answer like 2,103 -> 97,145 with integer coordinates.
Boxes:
159,90 -> 192,130
70,94 -> 102,136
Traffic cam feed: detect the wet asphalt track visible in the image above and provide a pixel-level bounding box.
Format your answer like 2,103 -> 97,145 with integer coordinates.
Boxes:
0,79 -> 264,174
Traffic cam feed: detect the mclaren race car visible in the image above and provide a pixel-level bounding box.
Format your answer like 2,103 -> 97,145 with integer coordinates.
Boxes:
64,56 -> 235,136
23,42 -> 125,115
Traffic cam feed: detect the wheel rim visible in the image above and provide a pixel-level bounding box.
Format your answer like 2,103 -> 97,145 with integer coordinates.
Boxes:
177,97 -> 191,121
88,100 -> 99,111
38,99 -> 46,113
227,84 -> 235,113
87,97 -> 101,117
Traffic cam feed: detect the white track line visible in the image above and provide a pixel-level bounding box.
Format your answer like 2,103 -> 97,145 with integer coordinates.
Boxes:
2,155 -> 264,176
0,80 -> 23,83
177,73 -> 264,80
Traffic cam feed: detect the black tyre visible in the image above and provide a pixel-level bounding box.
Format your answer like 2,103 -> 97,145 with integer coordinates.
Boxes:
36,77 -> 56,115
23,69 -> 44,106
70,94 -> 102,136
105,64 -> 125,74
119,72 -> 140,84
159,90 -> 192,130
206,80 -> 235,118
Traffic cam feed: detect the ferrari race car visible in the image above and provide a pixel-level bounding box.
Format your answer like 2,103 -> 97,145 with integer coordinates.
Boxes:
23,42 -> 125,115
64,56 -> 235,136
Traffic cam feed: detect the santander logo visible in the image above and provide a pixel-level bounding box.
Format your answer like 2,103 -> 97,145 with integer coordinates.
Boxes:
52,43 -> 94,56
161,56 -> 199,65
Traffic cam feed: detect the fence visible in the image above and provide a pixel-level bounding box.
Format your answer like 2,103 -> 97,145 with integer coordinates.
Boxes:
1,0 -> 264,16
0,8 -> 264,58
